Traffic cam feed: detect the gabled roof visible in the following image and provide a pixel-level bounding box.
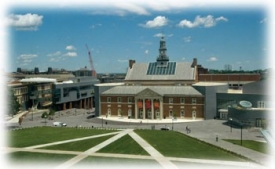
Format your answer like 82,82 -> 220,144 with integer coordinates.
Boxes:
125,62 -> 195,81
101,86 -> 203,96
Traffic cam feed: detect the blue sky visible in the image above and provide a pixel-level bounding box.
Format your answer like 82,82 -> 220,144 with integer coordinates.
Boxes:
6,2 -> 268,73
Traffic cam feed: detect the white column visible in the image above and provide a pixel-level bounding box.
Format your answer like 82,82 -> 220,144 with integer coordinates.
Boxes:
151,99 -> 154,120
135,98 -> 138,119
143,99 -> 145,119
160,98 -> 163,120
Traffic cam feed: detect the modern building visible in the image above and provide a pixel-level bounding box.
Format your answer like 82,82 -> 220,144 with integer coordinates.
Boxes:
216,80 -> 271,127
53,76 -> 99,111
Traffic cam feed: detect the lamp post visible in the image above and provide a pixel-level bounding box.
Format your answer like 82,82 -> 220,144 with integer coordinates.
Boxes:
240,124 -> 243,145
102,117 -> 103,128
229,118 -> 232,132
30,95 -> 36,121
172,118 -> 174,131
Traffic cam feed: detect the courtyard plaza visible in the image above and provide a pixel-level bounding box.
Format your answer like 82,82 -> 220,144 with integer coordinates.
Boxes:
4,108 -> 274,168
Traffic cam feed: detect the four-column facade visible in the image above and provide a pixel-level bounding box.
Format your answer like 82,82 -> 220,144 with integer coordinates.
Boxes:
135,97 -> 163,120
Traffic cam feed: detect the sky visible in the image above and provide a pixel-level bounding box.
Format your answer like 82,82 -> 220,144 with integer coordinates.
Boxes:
2,1 -> 272,73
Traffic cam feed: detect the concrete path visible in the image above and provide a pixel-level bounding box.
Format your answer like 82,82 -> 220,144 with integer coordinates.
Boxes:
128,131 -> 178,169
54,129 -> 133,169
24,131 -> 120,149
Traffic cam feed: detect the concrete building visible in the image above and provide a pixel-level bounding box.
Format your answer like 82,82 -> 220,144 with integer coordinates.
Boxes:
216,80 -> 271,127
53,77 -> 99,111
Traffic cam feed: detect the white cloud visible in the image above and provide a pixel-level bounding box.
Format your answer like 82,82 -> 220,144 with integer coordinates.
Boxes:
47,51 -> 62,57
90,23 -> 102,29
154,33 -> 173,38
260,18 -> 267,23
177,15 -> 228,28
66,45 -> 76,50
63,52 -> 77,57
17,54 -> 38,65
184,36 -> 191,42
18,54 -> 38,60
154,33 -> 164,37
117,59 -> 128,63
139,16 -> 168,28
7,13 -> 43,31
207,57 -> 218,62
145,50 -> 149,54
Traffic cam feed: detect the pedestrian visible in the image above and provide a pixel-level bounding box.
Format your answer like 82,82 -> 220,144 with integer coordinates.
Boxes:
186,126 -> 188,133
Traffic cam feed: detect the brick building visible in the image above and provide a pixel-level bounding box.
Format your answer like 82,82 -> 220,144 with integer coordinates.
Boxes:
98,37 -> 204,120
101,86 -> 204,120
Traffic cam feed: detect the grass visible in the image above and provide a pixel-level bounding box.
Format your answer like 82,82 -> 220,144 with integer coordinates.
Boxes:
41,135 -> 115,151
7,127 -> 118,147
223,139 -> 270,154
135,130 -> 246,161
97,134 -> 149,155
7,151 -> 75,166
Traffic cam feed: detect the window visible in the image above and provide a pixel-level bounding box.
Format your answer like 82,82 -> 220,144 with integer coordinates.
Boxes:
128,97 -> 132,103
169,98 -> 173,104
257,101 -> 265,108
107,97 -> 111,103
117,97 -> 121,103
118,108 -> 121,116
192,98 -> 197,104
169,110 -> 173,117
180,98 -> 185,104
180,110 -> 185,117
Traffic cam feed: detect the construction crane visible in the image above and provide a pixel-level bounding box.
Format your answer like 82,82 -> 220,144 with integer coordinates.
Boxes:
85,44 -> 97,77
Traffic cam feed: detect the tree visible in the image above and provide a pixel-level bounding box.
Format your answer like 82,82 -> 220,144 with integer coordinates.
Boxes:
9,89 -> 21,116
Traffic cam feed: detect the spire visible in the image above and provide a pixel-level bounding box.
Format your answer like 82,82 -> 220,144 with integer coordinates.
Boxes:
156,36 -> 169,66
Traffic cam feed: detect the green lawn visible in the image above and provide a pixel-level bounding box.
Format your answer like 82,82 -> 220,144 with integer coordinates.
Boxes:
97,134 -> 149,155
7,127 -> 118,147
41,135 -> 115,151
223,139 -> 270,154
135,130 -> 247,161
7,151 -> 75,166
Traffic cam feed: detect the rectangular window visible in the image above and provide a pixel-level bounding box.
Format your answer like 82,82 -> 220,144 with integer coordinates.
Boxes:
117,97 -> 121,103
180,98 -> 185,104
107,97 -> 111,103
169,98 -> 173,104
257,101 -> 265,108
128,97 -> 132,103
180,110 -> 185,117
192,98 -> 197,104
169,110 -> 173,117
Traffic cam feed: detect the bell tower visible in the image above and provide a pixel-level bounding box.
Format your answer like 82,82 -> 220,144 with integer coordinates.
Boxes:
157,36 -> 169,66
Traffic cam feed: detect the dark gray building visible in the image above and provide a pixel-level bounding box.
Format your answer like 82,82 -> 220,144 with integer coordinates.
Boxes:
53,77 -> 99,110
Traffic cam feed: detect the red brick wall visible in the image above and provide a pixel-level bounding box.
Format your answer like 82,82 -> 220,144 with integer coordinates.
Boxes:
198,74 -> 260,82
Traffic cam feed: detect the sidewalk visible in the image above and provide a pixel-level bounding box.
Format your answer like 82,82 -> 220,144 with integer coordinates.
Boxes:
100,115 -> 204,124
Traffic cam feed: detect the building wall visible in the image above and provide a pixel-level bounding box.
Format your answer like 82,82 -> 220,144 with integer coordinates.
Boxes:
125,80 -> 195,86
100,95 -> 204,119
53,77 -> 99,110
193,84 -> 228,119
198,74 -> 261,82
228,107 -> 271,127
94,83 -> 124,117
